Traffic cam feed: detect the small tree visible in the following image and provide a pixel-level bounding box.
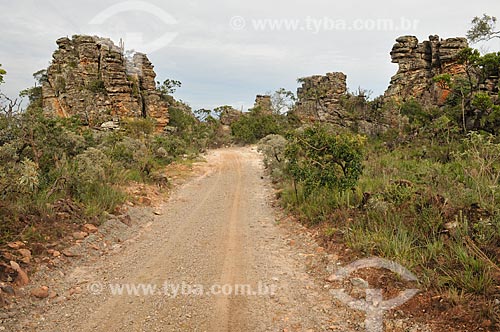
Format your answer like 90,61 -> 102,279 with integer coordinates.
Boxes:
213,105 -> 236,119
285,124 -> 365,198
19,69 -> 47,108
434,48 -> 500,133
194,108 -> 213,121
157,79 -> 181,95
271,88 -> 296,114
157,78 -> 182,106
467,14 -> 500,43
0,64 -> 6,84
471,92 -> 500,134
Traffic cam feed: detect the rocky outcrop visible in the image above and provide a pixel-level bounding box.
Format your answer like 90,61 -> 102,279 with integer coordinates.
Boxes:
294,72 -> 391,135
219,107 -> 243,126
384,35 -> 468,105
295,72 -> 347,123
42,35 -> 168,130
253,95 -> 272,113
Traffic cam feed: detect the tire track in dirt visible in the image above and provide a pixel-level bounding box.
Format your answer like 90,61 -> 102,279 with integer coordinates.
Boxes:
211,152 -> 248,331
9,147 -> 367,332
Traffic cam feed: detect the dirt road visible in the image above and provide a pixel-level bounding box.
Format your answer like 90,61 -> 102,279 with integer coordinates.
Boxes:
9,147 -> 359,331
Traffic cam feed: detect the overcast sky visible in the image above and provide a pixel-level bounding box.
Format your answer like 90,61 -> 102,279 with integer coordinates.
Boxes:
1,0 -> 499,111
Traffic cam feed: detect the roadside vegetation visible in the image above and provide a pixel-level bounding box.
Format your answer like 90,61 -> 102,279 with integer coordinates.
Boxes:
230,88 -> 299,144
255,18 -> 500,327
0,72 -> 221,246
260,126 -> 499,326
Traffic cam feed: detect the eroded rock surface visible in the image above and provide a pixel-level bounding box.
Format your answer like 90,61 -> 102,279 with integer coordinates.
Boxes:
295,72 -> 347,123
294,72 -> 392,135
384,35 -> 468,105
253,95 -> 272,113
42,35 -> 168,130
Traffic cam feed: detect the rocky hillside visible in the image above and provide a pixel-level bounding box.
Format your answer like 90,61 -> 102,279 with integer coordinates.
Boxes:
42,35 -> 169,130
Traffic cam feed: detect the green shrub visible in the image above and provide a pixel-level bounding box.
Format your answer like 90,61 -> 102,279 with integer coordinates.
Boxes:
452,132 -> 500,213
231,110 -> 287,144
400,99 -> 429,126
285,124 -> 365,196
122,118 -> 156,138
154,135 -> 189,160
167,103 -> 222,152
73,147 -> 112,184
257,134 -> 287,180
168,106 -> 196,133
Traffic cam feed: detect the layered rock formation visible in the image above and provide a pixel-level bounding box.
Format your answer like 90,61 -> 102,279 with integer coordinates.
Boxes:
295,72 -> 347,123
42,35 -> 168,130
294,72 -> 391,134
290,35 -> 497,134
384,35 -> 468,105
253,95 -> 272,113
